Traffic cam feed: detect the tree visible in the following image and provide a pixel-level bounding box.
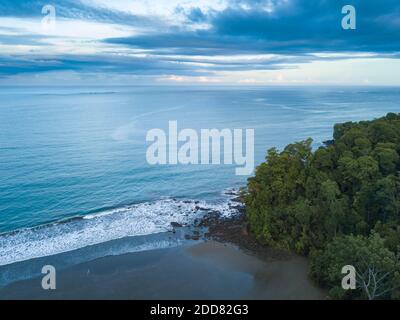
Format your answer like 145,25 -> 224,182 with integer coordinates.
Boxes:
245,113 -> 400,299
310,233 -> 400,300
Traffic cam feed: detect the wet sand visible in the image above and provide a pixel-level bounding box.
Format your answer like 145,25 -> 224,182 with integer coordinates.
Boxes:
0,240 -> 326,300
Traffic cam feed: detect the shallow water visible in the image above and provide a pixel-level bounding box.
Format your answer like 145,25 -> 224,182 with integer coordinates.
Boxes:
0,241 -> 327,299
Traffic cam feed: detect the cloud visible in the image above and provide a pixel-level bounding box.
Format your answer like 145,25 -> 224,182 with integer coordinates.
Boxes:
0,0 -> 153,26
158,75 -> 221,83
1,0 -> 400,84
107,0 -> 400,55
237,78 -> 262,84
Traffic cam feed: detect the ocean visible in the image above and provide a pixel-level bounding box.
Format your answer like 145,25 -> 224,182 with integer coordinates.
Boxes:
1,85 -> 399,282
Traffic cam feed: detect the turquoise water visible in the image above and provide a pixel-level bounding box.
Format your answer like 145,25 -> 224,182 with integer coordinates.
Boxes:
1,85 -> 400,266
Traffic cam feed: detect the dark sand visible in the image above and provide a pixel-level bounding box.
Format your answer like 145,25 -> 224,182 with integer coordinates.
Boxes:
0,240 -> 326,300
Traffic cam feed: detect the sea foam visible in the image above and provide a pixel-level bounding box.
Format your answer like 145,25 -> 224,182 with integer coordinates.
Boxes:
0,192 -> 241,266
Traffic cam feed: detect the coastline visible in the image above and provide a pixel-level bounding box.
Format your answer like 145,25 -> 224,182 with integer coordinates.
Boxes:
0,240 -> 326,300
0,202 -> 327,300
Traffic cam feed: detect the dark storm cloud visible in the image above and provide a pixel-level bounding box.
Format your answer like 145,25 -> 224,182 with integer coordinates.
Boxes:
107,0 -> 400,55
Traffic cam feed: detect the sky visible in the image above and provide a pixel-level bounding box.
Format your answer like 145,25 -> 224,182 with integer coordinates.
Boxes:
0,0 -> 400,86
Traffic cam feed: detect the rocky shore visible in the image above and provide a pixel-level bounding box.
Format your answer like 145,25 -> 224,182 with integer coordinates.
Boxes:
172,192 -> 294,262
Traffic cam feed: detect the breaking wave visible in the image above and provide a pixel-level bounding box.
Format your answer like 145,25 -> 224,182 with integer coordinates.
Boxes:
0,190 -> 242,266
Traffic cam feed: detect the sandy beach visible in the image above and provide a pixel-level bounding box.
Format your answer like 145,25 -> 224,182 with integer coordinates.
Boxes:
0,239 -> 326,300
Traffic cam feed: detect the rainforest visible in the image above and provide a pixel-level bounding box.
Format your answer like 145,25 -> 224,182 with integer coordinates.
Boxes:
245,113 -> 400,299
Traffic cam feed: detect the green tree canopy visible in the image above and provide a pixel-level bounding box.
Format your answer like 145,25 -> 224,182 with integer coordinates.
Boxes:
245,113 -> 400,299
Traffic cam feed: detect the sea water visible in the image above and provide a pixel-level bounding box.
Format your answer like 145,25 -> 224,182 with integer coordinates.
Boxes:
1,85 -> 399,269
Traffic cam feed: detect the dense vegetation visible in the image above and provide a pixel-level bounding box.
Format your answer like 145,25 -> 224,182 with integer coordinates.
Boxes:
245,113 -> 400,299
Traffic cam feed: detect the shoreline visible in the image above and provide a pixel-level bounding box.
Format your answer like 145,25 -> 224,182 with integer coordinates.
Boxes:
200,209 -> 294,261
0,199 -> 327,299
0,240 -> 326,300
178,192 -> 294,261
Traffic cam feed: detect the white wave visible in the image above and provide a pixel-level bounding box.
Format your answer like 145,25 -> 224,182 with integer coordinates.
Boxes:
0,195 -> 241,266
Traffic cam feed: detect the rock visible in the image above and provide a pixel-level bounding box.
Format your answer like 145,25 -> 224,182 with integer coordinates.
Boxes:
241,222 -> 250,236
231,197 -> 242,203
195,205 -> 208,211
208,210 -> 219,215
241,226 -> 248,236
224,189 -> 237,196
171,222 -> 182,228
228,225 -> 241,231
323,139 -> 335,146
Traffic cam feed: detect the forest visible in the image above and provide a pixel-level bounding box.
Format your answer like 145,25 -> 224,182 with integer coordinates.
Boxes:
245,113 -> 400,299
